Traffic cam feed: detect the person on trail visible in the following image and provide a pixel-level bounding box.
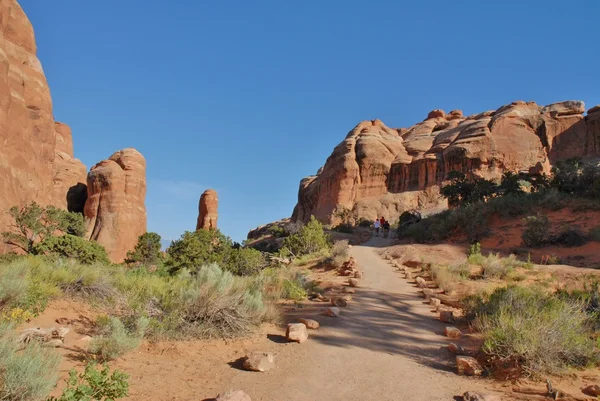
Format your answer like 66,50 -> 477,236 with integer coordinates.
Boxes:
380,216 -> 385,227
373,218 -> 381,237
383,220 -> 391,238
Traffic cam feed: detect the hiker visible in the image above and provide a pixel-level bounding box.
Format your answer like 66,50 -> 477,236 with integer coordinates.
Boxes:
379,216 -> 385,227
383,219 -> 391,238
373,218 -> 381,237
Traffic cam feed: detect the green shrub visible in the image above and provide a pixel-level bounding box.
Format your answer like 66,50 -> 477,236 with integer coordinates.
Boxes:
481,253 -> 513,279
521,214 -> 550,247
590,226 -> 600,242
225,247 -> 266,276
333,223 -> 354,234
125,232 -> 163,266
553,228 -> 587,247
357,219 -> 372,228
449,262 -> 471,279
331,240 -> 349,266
165,229 -> 232,274
0,324 -> 61,401
267,225 -> 287,238
89,317 -> 148,362
47,363 -> 129,401
34,235 -> 110,265
431,265 -> 459,294
467,242 -> 483,265
469,286 -> 598,375
282,216 -> 330,256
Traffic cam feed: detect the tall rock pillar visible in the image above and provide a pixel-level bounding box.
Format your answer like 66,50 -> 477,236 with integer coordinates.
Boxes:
196,189 -> 218,231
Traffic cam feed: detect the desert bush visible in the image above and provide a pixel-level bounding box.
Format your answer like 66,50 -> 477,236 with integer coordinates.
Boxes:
469,286 -> 598,375
267,225 -> 287,238
125,232 -> 164,266
225,247 -> 267,276
330,240 -> 349,267
440,172 -> 498,206
0,324 -> 61,401
47,363 -> 129,401
282,216 -> 330,256
553,228 -> 587,247
590,226 -> 600,242
333,223 -> 354,234
430,265 -> 459,294
481,253 -> 512,279
521,214 -> 550,247
467,242 -> 483,265
34,235 -> 110,265
165,229 -> 233,274
357,218 -> 372,227
89,317 -> 148,362
449,262 -> 471,279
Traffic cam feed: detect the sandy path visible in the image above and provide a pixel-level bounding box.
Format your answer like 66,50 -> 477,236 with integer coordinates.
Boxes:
225,237 -> 493,401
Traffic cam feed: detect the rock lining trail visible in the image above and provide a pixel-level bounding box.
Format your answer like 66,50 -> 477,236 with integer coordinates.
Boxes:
225,237 -> 494,401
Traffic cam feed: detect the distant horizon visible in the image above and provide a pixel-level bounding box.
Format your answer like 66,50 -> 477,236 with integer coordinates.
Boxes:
19,0 -> 600,242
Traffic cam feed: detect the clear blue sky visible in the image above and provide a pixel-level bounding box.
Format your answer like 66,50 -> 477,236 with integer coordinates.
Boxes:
20,0 -> 600,243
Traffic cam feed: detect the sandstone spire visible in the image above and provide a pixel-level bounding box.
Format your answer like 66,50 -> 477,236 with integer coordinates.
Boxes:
197,189 -> 218,231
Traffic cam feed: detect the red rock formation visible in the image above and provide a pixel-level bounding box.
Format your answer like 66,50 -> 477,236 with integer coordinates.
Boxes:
84,149 -> 147,263
293,100 -> 600,225
0,0 -> 87,250
197,189 -> 218,230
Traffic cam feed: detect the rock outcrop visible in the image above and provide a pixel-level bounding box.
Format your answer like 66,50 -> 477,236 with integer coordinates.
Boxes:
0,0 -> 87,248
197,189 -> 218,231
292,100 -> 600,225
84,149 -> 147,263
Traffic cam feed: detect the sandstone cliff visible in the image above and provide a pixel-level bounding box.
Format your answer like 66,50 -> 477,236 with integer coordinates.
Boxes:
84,149 -> 147,263
292,100 -> 600,225
0,0 -> 87,244
197,189 -> 218,231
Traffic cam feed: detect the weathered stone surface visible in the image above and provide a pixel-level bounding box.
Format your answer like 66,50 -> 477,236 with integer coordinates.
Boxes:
444,326 -> 462,339
197,189 -> 218,230
341,287 -> 355,294
242,352 -> 275,372
354,271 -> 363,279
286,323 -> 308,343
448,343 -> 464,355
323,307 -> 340,317
296,318 -> 319,329
430,298 -> 441,308
415,277 -> 427,288
18,327 -> 69,345
216,390 -> 252,401
0,1 -> 87,251
290,100 -> 600,226
348,278 -> 359,287
440,310 -> 455,323
582,384 -> 600,397
456,356 -> 483,376
462,391 -> 501,401
84,149 -> 147,263
330,297 -> 347,307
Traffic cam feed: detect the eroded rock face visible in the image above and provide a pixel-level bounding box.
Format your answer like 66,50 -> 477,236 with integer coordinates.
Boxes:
84,149 -> 147,263
292,100 -> 600,225
0,0 -> 87,247
196,189 -> 218,230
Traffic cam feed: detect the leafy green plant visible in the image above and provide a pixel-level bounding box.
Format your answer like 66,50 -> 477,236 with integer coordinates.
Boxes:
89,317 -> 148,361
553,228 -> 587,247
165,229 -> 233,274
125,232 -> 164,266
34,235 -> 110,264
0,324 -> 61,401
47,363 -> 129,401
282,216 -> 330,256
467,242 -> 483,265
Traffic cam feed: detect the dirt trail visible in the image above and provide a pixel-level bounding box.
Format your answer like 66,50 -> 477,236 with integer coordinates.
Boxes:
224,237 -> 494,401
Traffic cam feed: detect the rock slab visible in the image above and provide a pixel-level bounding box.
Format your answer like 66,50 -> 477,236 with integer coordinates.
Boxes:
296,318 -> 319,330
242,352 -> 275,372
286,323 -> 308,343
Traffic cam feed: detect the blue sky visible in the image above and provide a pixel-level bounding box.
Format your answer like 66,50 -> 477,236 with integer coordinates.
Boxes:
20,0 -> 600,242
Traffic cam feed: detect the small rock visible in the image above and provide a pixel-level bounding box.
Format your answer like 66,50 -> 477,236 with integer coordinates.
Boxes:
296,318 -> 319,330
341,295 -> 352,302
341,287 -> 355,294
286,323 -> 308,343
330,297 -> 347,307
405,272 -> 413,280
316,294 -> 328,302
456,356 -> 483,376
444,326 -> 462,339
45,339 -> 64,348
342,269 -> 354,276
462,391 -> 501,401
448,343 -> 464,354
216,390 -> 252,401
348,278 -> 359,287
440,311 -> 455,323
430,298 -> 441,307
354,271 -> 363,279
415,277 -> 427,288
422,288 -> 434,300
242,352 -> 275,372
582,384 -> 600,397
323,307 -> 340,317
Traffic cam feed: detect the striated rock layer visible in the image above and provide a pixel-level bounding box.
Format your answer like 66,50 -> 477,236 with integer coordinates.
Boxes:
84,149 -> 147,263
292,100 -> 600,225
0,0 -> 87,251
196,189 -> 218,231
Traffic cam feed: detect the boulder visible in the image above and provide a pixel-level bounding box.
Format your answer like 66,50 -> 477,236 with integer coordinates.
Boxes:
354,271 -> 363,279
430,298 -> 441,308
427,109 -> 446,120
348,278 -> 359,287
439,311 -> 455,323
323,307 -> 340,317
242,352 -> 275,372
84,149 -> 147,263
415,277 -> 427,288
462,392 -> 501,401
18,327 -> 69,346
286,323 -> 308,343
444,326 -> 462,339
341,287 -> 355,294
216,390 -> 252,401
330,297 -> 347,307
197,189 -> 218,230
296,318 -> 319,330
456,356 -> 483,376
448,343 -> 464,355
582,385 -> 600,397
